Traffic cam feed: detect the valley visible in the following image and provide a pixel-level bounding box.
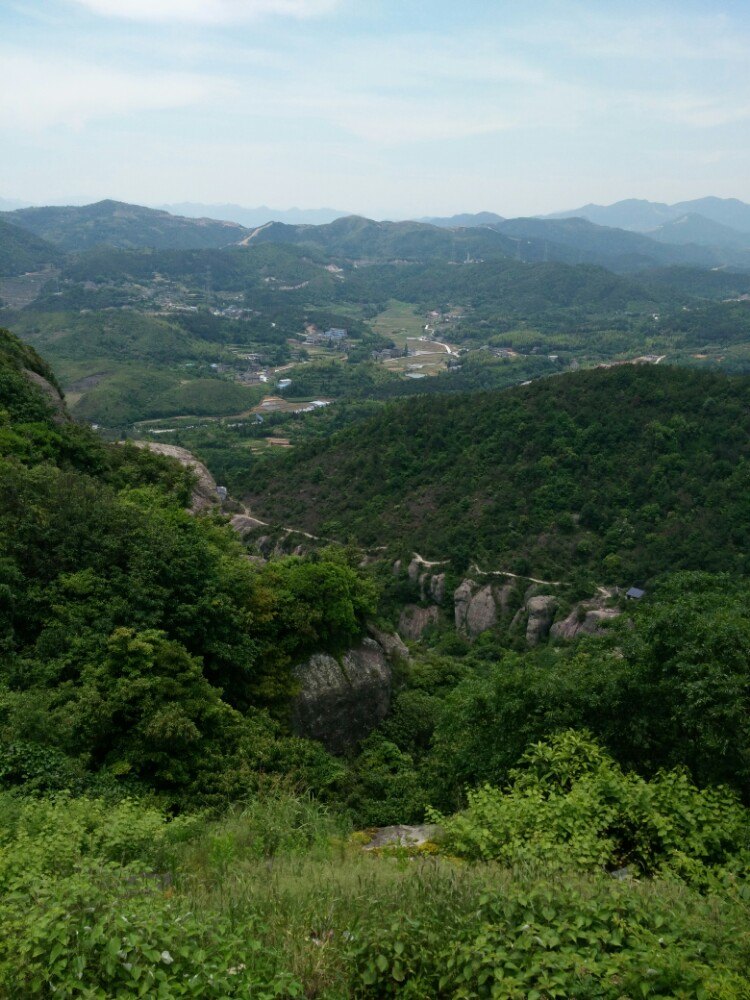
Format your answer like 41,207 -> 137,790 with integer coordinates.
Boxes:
2,197 -> 750,997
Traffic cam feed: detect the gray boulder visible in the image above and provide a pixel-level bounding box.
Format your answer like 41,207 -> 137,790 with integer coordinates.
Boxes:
291,638 -> 391,753
429,573 -> 447,605
454,579 -> 515,638
526,595 -> 558,646
466,584 -> 499,637
398,604 -> 439,641
454,578 -> 478,630
130,441 -> 220,513
550,605 -> 620,640
362,825 -> 441,850
368,625 -> 410,663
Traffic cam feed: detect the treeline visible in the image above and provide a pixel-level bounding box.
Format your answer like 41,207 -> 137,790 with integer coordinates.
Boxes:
1,327 -> 750,996
247,364 -> 750,581
0,328 -> 375,806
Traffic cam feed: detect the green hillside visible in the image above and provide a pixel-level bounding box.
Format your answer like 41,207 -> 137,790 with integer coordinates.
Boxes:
241,211 -> 742,270
491,216 -> 747,269
0,217 -> 63,276
2,325 -> 750,997
247,214 -> 522,261
247,364 -> 750,582
2,199 -> 249,251
6,310 -> 266,424
342,256 -> 658,316
0,324 -> 374,798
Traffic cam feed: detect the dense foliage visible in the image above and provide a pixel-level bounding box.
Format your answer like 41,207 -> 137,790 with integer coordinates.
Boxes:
0,770 -> 747,998
248,364 -> 750,580
0,328 -> 374,804
0,218 -> 62,277
2,325 -> 750,995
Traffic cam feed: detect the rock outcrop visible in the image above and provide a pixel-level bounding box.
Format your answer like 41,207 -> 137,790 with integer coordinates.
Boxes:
550,604 -> 620,640
453,578 -> 477,630
24,369 -> 67,424
362,825 -> 441,850
229,513 -> 268,536
397,604 -> 439,641
525,595 -> 558,646
427,572 -> 446,605
291,638 -> 391,753
454,579 -> 514,638
367,625 -> 410,663
130,441 -> 221,513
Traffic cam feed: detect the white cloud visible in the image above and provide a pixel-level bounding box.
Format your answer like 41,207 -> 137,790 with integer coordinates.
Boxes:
613,91 -> 750,130
68,0 -> 338,23
0,53 -> 230,129
508,9 -> 750,62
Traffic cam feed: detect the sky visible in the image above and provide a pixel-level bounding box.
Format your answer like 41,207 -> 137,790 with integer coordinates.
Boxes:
2,0 -> 750,218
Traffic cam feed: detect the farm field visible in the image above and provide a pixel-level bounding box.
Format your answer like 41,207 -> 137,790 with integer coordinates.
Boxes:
368,299 -> 427,346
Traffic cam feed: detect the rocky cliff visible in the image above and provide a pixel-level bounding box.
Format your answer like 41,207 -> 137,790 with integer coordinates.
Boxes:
291,637 -> 394,753
130,441 -> 222,513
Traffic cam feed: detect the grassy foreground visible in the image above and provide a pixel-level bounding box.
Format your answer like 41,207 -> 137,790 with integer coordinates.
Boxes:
1,783 -> 748,999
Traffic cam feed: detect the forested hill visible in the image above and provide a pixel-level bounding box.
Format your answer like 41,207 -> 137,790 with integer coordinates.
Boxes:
241,211 -> 747,269
248,364 -> 750,582
1,200 -> 249,251
0,326 -> 376,803
0,217 -> 63,276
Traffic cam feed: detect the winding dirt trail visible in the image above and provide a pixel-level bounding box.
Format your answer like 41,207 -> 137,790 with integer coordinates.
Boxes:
470,563 -> 562,586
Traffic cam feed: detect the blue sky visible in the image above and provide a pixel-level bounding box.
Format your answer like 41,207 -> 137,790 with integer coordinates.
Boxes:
2,0 -> 750,216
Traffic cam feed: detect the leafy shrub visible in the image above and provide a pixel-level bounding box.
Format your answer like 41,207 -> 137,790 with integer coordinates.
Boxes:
433,731 -> 750,877
0,793 -> 301,997
346,868 -> 750,999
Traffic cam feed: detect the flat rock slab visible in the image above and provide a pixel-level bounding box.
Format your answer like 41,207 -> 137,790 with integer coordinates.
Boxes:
362,824 -> 441,850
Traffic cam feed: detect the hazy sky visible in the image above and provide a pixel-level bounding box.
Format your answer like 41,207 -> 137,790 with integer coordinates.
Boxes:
2,0 -> 750,217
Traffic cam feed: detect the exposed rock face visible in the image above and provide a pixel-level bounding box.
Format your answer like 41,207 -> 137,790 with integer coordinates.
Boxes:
454,578 -> 478,630
550,605 -> 620,640
130,441 -> 220,513
466,584 -> 499,637
229,513 -> 268,536
407,558 -> 422,583
24,369 -> 67,424
291,638 -> 391,753
367,625 -> 410,663
454,579 -> 514,638
429,573 -> 446,605
398,604 -> 439,641
525,595 -> 558,646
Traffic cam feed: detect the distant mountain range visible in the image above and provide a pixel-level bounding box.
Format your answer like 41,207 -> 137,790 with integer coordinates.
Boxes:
546,196 -> 750,234
421,211 -> 506,228
416,198 -> 750,264
0,200 -> 247,252
243,213 -> 738,270
157,202 -> 349,228
3,197 -> 750,275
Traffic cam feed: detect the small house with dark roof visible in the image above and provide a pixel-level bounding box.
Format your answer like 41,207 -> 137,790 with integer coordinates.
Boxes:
626,587 -> 646,600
